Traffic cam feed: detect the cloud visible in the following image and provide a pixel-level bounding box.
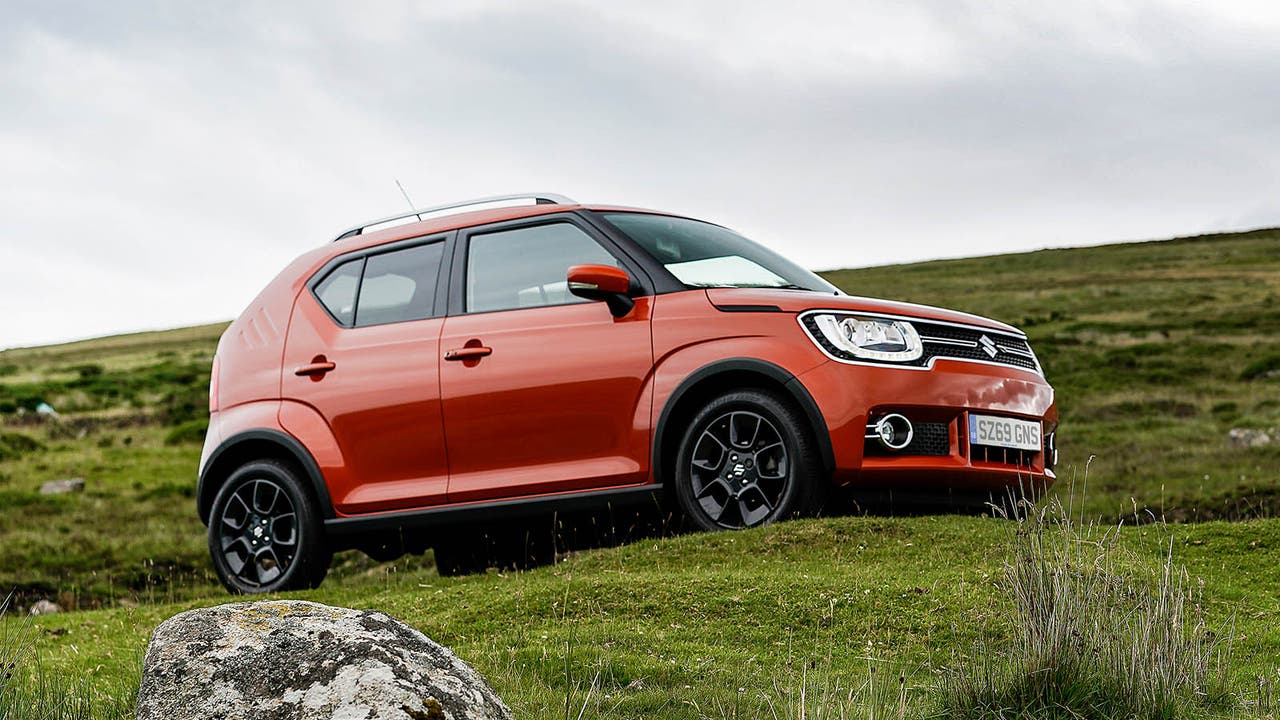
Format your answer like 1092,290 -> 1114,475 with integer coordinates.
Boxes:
2,0 -> 1279,347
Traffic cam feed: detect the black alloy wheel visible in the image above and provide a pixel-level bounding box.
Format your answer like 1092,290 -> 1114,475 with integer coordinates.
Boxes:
209,459 -> 330,593
674,389 -> 825,531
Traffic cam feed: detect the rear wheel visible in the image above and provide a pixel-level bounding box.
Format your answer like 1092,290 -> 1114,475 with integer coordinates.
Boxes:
208,459 -> 331,593
674,389 -> 825,531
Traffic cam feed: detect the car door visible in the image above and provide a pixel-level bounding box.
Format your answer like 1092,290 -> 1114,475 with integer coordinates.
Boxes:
439,216 -> 655,503
280,234 -> 451,515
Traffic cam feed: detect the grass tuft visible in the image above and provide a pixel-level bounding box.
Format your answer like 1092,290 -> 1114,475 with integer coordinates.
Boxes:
0,433 -> 43,463
940,495 -> 1234,719
0,593 -> 132,720
745,659 -> 916,720
1241,356 -> 1280,382
162,419 -> 207,446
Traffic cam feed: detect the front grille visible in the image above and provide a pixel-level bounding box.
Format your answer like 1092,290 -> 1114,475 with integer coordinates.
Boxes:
971,445 -> 1038,467
865,421 -> 950,456
914,322 -> 1039,373
801,313 -> 1039,374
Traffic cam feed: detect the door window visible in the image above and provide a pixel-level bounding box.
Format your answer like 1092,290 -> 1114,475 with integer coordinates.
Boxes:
355,242 -> 444,326
466,223 -> 618,313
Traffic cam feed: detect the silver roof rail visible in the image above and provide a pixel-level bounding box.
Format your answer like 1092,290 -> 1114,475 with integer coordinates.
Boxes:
332,192 -> 579,241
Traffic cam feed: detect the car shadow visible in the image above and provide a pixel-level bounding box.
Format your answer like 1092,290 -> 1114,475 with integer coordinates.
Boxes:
433,486 -> 1034,576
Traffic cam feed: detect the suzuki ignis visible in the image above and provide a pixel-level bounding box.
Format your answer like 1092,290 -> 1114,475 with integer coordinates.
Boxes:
199,193 -> 1057,592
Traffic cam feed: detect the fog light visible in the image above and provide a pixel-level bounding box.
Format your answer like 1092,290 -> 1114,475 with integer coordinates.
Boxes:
867,413 -> 914,451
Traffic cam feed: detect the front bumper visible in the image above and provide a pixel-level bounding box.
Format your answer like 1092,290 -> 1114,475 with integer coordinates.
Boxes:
796,357 -> 1058,490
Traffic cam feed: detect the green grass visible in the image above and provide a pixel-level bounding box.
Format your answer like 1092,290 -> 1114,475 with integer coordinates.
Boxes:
3,229 -> 1280,718
0,594 -> 135,720
11,510 -> 1280,718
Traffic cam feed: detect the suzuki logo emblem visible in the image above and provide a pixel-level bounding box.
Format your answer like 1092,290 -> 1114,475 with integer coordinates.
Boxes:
979,335 -> 999,358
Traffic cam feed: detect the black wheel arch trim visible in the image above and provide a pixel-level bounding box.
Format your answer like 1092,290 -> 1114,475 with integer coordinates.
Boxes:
198,429 -> 335,525
653,358 -> 836,483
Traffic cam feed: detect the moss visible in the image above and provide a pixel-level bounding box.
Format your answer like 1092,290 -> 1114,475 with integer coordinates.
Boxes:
402,698 -> 445,720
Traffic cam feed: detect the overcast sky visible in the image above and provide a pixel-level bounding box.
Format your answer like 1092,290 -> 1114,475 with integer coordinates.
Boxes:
3,0 -> 1279,349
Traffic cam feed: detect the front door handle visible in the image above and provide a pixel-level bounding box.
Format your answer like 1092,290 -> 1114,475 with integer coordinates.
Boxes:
295,358 -> 337,376
444,346 -> 493,361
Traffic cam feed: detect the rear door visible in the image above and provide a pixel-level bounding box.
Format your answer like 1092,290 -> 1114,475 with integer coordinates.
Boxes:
280,234 -> 451,514
439,216 -> 655,502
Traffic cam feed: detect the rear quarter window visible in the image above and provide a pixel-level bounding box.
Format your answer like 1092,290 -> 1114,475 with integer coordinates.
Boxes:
314,259 -> 363,325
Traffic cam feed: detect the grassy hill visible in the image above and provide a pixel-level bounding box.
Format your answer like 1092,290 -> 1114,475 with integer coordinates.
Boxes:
2,229 -> 1280,718
15,512 -> 1280,719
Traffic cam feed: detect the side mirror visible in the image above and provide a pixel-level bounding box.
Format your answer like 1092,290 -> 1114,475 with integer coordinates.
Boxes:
567,264 -> 634,318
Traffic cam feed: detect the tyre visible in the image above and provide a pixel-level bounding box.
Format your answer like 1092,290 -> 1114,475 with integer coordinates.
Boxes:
673,389 -> 825,531
208,459 -> 331,593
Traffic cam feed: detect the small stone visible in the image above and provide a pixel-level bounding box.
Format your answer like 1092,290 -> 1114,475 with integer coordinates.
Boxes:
39,478 -> 85,495
29,600 -> 62,615
1228,428 -> 1272,449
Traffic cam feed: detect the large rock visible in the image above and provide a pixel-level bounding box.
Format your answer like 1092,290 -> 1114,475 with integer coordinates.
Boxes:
135,600 -> 512,720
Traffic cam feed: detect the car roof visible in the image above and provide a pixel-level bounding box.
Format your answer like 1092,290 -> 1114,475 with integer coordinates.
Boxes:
328,201 -> 679,255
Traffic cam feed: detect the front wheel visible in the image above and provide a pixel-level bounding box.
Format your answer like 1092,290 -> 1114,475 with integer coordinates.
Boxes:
208,459 -> 331,593
673,389 -> 825,531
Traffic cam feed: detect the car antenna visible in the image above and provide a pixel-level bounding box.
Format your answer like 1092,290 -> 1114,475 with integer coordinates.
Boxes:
395,179 -> 422,221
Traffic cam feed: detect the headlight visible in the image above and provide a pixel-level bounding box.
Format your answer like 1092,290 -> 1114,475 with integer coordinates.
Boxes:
810,313 -> 923,362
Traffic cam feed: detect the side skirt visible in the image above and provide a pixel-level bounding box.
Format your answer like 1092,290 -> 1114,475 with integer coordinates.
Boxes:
323,484 -> 664,544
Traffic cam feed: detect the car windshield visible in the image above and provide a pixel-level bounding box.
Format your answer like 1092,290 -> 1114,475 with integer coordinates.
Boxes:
600,212 -> 840,294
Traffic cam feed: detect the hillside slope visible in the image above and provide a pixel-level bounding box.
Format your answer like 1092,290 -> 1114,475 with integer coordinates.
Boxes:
1,230 -> 1277,604
3,229 -> 1280,719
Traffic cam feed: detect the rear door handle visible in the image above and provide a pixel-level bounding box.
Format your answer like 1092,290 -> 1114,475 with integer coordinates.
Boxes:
444,346 -> 493,361
295,360 -> 337,376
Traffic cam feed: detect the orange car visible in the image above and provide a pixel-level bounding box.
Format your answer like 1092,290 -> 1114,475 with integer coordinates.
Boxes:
199,193 -> 1057,592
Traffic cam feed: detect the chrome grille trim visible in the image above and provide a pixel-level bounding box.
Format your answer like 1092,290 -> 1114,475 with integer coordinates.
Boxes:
920,336 -> 978,348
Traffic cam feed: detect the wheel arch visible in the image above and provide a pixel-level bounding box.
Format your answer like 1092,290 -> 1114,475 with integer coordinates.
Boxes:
197,429 -> 335,525
653,358 -> 835,489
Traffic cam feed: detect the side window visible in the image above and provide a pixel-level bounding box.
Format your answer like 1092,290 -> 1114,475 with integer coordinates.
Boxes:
314,259 -> 363,326
355,242 -> 444,326
467,223 -> 618,313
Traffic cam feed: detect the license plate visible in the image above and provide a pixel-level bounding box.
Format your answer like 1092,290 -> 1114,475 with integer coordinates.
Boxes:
968,414 -> 1041,452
